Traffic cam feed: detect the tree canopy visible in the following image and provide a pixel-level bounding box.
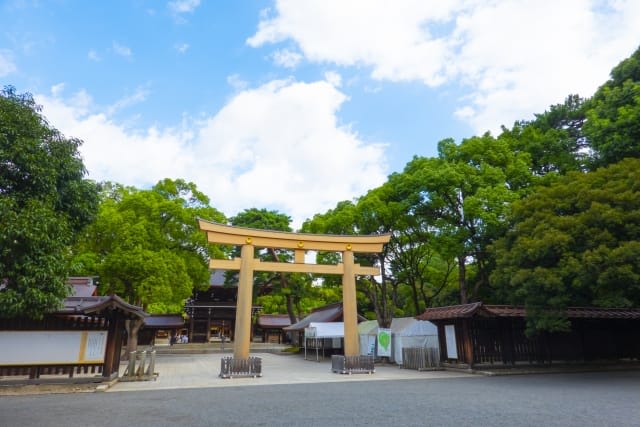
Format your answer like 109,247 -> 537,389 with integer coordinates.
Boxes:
71,179 -> 225,313
0,87 -> 98,318
584,47 -> 640,167
491,158 -> 640,333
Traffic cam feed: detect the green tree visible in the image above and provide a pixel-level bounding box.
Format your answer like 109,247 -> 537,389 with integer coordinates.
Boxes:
302,194 -> 397,327
379,171 -> 459,316
71,178 -> 225,353
0,86 -> 98,319
503,94 -> 587,176
491,158 -> 640,334
584,46 -> 640,167
402,134 -> 531,304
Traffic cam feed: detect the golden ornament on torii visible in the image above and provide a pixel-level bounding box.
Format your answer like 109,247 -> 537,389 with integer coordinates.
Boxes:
197,219 -> 390,359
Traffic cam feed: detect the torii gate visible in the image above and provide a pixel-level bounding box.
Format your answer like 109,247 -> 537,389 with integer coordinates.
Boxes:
197,219 -> 390,360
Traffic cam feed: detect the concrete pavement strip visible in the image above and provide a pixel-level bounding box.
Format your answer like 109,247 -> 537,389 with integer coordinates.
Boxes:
106,352 -> 474,392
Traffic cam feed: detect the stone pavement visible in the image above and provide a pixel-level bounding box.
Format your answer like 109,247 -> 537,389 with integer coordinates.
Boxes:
108,348 -> 474,392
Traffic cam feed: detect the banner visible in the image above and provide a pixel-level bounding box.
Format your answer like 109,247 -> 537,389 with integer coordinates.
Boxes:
377,328 -> 392,357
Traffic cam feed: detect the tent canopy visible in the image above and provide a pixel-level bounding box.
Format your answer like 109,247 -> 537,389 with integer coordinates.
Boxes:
358,319 -> 379,335
389,317 -> 439,364
307,322 -> 344,338
390,317 -> 437,336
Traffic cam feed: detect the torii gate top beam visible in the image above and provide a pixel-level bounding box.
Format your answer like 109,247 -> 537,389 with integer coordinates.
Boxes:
197,219 -> 390,253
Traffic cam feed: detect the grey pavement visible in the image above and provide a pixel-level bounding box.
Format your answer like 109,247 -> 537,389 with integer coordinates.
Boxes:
109,348 -> 473,392
2,368 -> 639,427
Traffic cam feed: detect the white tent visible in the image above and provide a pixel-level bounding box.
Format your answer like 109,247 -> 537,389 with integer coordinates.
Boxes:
307,322 -> 344,338
390,317 -> 439,364
358,319 -> 379,356
304,322 -> 344,361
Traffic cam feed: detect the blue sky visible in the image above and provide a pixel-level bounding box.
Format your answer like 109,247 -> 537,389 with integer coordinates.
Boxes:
1,0 -> 639,228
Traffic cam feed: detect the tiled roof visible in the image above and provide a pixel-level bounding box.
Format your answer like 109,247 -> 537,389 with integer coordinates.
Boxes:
415,302 -> 490,320
284,302 -> 367,331
68,276 -> 98,297
284,303 -> 344,331
416,303 -> 640,321
257,314 -> 293,328
144,315 -> 185,328
61,295 -> 147,319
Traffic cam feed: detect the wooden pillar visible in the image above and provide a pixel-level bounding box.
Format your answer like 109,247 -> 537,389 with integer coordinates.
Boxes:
462,319 -> 474,367
342,250 -> 359,357
234,244 -> 255,359
103,314 -> 124,378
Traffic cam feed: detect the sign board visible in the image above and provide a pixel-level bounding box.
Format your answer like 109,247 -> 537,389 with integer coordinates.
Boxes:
0,330 -> 108,366
377,328 -> 392,357
444,324 -> 458,359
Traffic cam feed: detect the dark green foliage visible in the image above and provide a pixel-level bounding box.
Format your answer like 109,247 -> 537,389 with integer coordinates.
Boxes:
0,87 -> 98,318
491,159 -> 640,333
584,46 -> 640,166
503,94 -> 588,176
70,179 -> 225,313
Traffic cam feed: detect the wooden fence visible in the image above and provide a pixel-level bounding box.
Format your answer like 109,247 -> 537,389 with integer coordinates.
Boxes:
401,347 -> 440,370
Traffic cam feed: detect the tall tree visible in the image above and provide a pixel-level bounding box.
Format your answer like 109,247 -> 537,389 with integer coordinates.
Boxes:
402,134 -> 531,304
302,194 -> 398,327
584,46 -> 640,167
491,158 -> 640,334
503,94 -> 588,176
71,178 -> 225,354
379,172 -> 459,315
0,86 -> 98,319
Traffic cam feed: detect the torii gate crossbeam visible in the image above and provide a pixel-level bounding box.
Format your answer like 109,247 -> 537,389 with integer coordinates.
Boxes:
197,219 -> 390,360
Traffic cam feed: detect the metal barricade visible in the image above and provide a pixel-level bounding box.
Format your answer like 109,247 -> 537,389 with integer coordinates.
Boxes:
219,356 -> 262,379
331,355 -> 375,374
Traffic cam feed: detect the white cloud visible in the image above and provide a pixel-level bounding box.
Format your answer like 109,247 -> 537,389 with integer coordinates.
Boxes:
168,0 -> 200,14
0,49 -> 17,76
88,49 -> 101,61
271,49 -> 303,68
324,71 -> 342,88
248,0 -> 640,134
227,74 -> 248,91
112,42 -> 132,58
174,43 -> 190,53
51,83 -> 65,97
36,79 -> 388,228
106,86 -> 150,115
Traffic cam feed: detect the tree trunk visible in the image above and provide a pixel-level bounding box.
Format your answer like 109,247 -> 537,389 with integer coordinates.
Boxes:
458,255 -> 468,304
123,318 -> 144,360
267,248 -> 297,324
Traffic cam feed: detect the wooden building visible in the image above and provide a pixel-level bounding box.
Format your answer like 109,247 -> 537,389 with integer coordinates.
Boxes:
138,314 -> 186,346
255,314 -> 293,344
416,302 -> 640,369
0,294 -> 147,382
184,284 -> 261,343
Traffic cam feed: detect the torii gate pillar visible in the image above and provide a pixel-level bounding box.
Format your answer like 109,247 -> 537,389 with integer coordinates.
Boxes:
235,243 -> 255,359
341,250 -> 358,357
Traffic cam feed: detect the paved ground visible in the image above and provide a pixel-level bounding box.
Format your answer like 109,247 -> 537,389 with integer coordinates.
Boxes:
110,350 -> 472,392
2,369 -> 639,427
2,347 -> 639,426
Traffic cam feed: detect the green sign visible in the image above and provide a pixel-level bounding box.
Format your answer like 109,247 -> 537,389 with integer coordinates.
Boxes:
377,328 -> 391,357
